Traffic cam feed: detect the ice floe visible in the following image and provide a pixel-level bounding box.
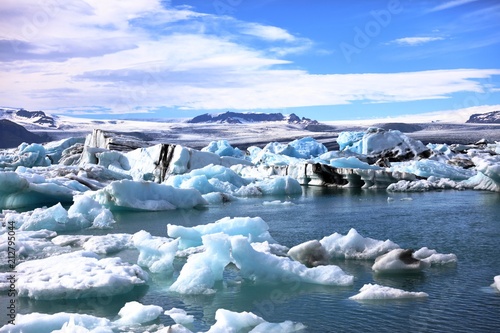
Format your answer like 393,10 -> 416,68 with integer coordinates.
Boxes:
164,308 -> 195,325
372,249 -> 430,274
349,283 -> 428,300
114,301 -> 163,326
492,275 -> 500,291
132,230 -> 179,273
12,250 -> 148,300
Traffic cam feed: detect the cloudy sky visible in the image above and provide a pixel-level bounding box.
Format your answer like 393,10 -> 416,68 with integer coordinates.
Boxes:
1,0 -> 499,120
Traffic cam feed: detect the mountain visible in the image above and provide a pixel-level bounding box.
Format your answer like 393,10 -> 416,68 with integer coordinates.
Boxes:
466,111 -> 500,124
187,111 -> 319,126
14,109 -> 56,127
0,119 -> 46,148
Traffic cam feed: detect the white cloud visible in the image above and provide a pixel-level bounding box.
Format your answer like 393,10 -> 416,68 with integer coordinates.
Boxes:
389,37 -> 445,46
429,0 -> 478,12
0,0 -> 499,115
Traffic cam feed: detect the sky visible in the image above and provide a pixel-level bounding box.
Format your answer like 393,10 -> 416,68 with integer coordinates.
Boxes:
1,0 -> 499,121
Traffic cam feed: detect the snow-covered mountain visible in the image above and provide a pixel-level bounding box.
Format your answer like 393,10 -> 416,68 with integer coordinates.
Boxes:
466,110 -> 500,124
0,108 -> 56,127
187,111 -> 319,126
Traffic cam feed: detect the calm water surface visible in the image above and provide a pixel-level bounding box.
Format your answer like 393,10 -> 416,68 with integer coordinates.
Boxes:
11,188 -> 500,332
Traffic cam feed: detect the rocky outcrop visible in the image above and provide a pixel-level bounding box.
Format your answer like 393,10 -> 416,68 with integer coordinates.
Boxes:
187,111 -> 319,126
466,111 -> 500,124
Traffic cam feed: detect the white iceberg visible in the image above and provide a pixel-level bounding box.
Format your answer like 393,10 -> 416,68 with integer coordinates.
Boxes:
14,250 -> 148,300
88,179 -> 207,211
5,195 -> 115,231
169,233 -> 232,295
235,176 -> 302,196
288,240 -> 329,267
202,140 -> 244,158
206,309 -> 306,333
132,230 -> 179,273
372,249 -> 430,274
82,234 -> 133,254
113,301 -> 163,326
319,228 -> 400,260
231,235 -> 354,286
389,160 -> 475,180
413,247 -> 457,266
492,275 -> 500,291
168,216 -> 276,249
164,308 -> 195,325
0,312 -> 112,333
0,143 -> 51,169
349,283 -> 428,300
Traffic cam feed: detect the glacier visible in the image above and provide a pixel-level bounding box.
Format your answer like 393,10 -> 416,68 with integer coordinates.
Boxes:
1,125 -> 499,331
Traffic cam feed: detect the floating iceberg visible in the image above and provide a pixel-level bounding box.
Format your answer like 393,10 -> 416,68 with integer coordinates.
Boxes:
288,240 -> 329,267
492,275 -> 500,291
88,179 -> 207,211
5,195 -> 114,231
319,228 -> 400,260
0,143 -> 51,169
338,127 -> 429,160
82,233 -> 133,254
372,249 -> 429,274
206,309 -> 306,333
202,140 -> 244,158
168,216 -> 276,249
231,236 -> 354,286
349,283 -> 428,300
169,233 -> 232,294
114,301 -> 163,326
132,230 -> 179,273
235,176 -> 302,196
13,250 -> 148,300
389,160 -> 475,180
164,308 -> 195,325
413,247 -> 457,266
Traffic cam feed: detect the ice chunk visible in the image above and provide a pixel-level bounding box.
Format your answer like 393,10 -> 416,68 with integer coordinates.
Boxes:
372,249 -> 429,273
466,154 -> 500,192
262,200 -> 294,206
168,216 -> 276,249
349,283 -> 428,300
231,236 -> 354,286
0,312 -> 111,333
288,240 -> 329,267
6,196 -> 115,231
413,247 -> 457,266
319,228 -> 400,260
206,309 -> 306,333
492,275 -> 500,291
236,176 -> 302,196
82,234 -> 133,254
0,143 -> 51,168
15,250 -> 148,299
338,128 -> 429,160
0,229 -> 70,265
251,241 -> 289,256
330,157 -> 382,170
114,301 -> 163,326
202,140 -> 244,158
164,308 -> 195,325
44,137 -> 85,164
390,160 -> 475,180
89,179 -> 207,211
387,177 -> 466,192
132,230 -> 179,273
288,137 -> 328,158
170,233 -> 232,294
0,171 -> 76,209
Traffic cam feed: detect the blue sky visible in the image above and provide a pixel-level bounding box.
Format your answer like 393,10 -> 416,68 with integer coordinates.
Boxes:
1,0 -> 499,121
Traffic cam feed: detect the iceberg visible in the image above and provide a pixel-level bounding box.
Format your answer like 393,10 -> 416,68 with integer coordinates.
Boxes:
164,308 -> 195,325
338,127 -> 429,161
413,247 -> 457,266
0,170 -> 80,209
201,140 -> 244,158
0,312 -> 111,333
389,160 -> 475,180
287,240 -> 329,267
235,176 -> 302,196
13,250 -> 148,300
372,249 -> 430,273
113,301 -> 163,326
0,143 -> 51,169
349,283 -> 428,300
230,236 -> 354,286
5,196 -> 115,231
288,137 -> 328,158
319,228 -> 400,260
82,234 -> 133,254
492,275 -> 500,291
88,179 -> 208,211
132,230 -> 179,273
169,233 -> 232,294
206,309 -> 306,333
168,216 -> 276,249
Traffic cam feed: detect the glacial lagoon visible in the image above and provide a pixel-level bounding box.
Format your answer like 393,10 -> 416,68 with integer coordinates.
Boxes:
3,187 -> 499,332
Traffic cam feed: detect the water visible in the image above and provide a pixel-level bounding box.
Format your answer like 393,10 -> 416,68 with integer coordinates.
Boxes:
7,189 -> 500,332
